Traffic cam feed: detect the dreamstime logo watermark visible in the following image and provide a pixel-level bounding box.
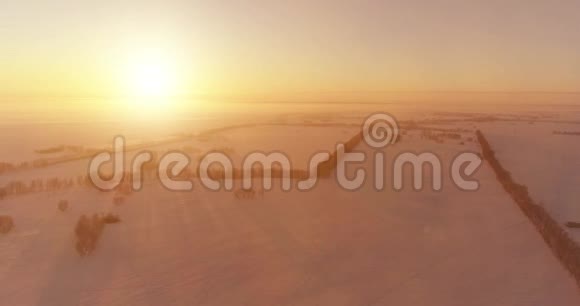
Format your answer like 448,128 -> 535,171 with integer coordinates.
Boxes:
88,113 -> 482,192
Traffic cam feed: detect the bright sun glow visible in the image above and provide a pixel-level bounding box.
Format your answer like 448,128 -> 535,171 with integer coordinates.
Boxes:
122,50 -> 185,117
122,50 -> 180,113
131,64 -> 172,98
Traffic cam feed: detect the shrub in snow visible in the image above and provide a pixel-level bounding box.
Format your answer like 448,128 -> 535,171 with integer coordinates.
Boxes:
113,196 -> 125,206
58,200 -> 69,212
235,188 -> 256,200
74,213 -> 121,256
101,213 -> 121,224
0,215 -> 14,234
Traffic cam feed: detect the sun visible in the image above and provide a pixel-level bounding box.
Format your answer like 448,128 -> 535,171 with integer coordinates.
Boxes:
125,53 -> 177,100
118,50 -> 183,116
130,62 -> 173,98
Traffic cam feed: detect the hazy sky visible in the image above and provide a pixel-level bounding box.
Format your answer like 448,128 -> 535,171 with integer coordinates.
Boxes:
1,0 -> 579,97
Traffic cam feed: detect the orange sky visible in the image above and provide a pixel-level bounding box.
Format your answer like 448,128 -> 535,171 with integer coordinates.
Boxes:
1,1 -> 579,98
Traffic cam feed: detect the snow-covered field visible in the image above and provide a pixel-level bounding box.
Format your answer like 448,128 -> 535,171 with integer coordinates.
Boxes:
1,104 -> 579,305
479,110 -> 580,243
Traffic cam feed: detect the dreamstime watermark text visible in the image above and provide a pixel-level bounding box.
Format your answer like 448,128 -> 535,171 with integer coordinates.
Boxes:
88,113 -> 482,192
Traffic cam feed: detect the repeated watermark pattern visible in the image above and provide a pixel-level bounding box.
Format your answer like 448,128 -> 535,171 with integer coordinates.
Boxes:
89,113 -> 482,192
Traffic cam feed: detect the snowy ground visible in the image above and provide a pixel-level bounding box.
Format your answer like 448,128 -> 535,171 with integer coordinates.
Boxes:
1,115 -> 578,305
480,120 -> 580,243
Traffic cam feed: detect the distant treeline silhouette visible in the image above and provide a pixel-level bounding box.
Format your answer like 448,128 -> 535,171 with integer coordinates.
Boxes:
0,158 -> 69,175
318,130 -> 365,177
1,121 -> 406,198
0,126 -> 399,198
477,130 -> 580,287
191,129 -> 371,181
34,145 -> 65,154
419,130 -> 465,144
0,175 -> 94,200
195,122 -> 362,140
0,120 -> 390,177
553,131 -> 580,136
